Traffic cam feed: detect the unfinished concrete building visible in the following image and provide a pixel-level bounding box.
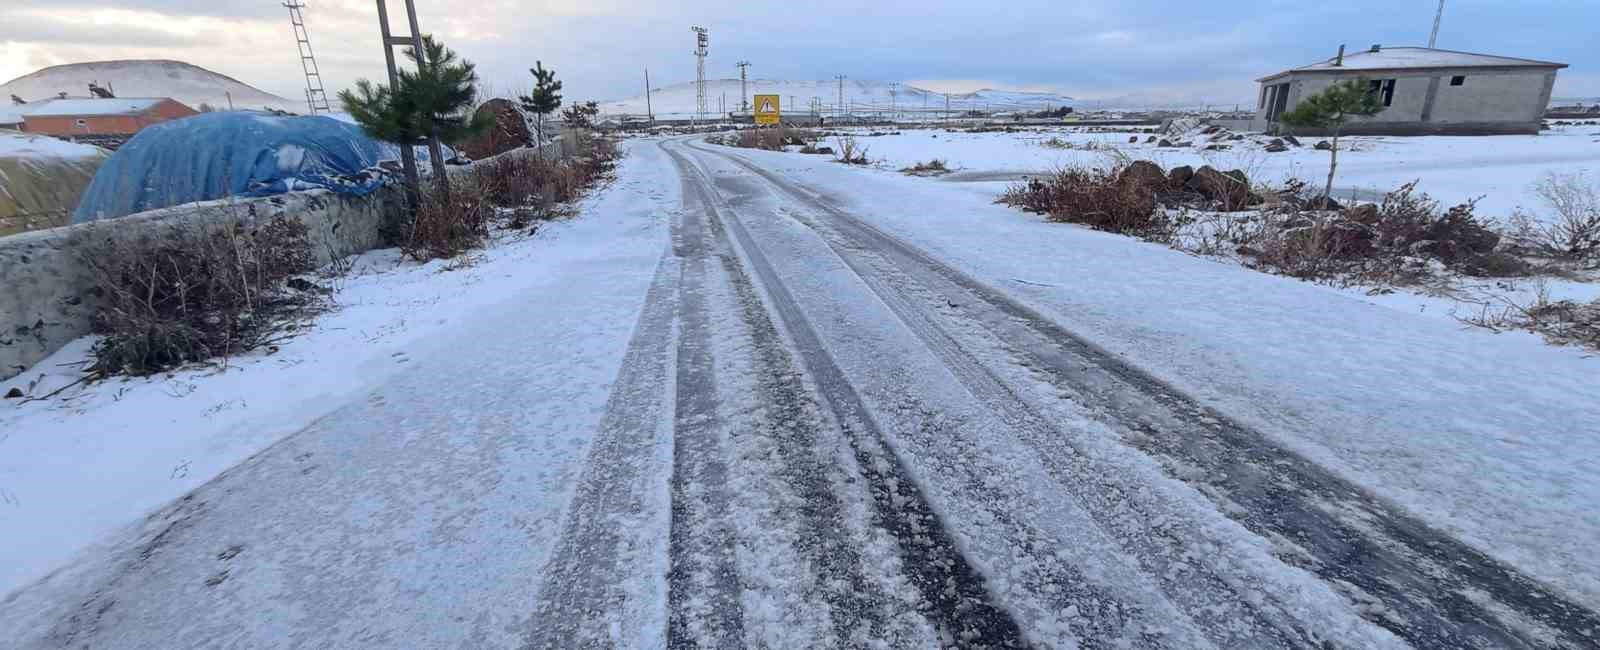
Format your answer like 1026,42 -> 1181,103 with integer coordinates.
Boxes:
1256,46 -> 1567,135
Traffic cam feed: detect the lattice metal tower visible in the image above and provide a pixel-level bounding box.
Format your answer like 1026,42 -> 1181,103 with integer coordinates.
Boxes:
737,61 -> 750,112
692,26 -> 710,122
284,1 -> 331,113
1428,0 -> 1445,48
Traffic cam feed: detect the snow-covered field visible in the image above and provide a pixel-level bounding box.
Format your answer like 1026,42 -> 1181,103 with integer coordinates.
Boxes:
0,140 -> 673,599
827,121 -> 1600,218
601,78 -> 1076,119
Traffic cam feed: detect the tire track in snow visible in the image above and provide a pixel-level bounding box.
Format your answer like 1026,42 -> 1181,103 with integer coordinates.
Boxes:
689,140 -> 1600,650
665,193 -> 747,649
691,141 -> 1319,649
665,141 -> 1030,648
524,252 -> 679,650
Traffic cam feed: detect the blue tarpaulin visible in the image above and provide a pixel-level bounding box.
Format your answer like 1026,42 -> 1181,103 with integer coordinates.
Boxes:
73,111 -> 443,223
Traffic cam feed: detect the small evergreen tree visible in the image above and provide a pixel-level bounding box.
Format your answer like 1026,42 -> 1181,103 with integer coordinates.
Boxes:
1280,78 -> 1384,207
561,101 -> 600,129
340,35 -> 490,197
520,61 -> 562,146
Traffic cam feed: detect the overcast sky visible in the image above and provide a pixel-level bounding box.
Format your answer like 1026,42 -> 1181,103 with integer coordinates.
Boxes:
2,0 -> 1597,106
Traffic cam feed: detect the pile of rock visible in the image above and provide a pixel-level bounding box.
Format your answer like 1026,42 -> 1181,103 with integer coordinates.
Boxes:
1115,160 -> 1263,210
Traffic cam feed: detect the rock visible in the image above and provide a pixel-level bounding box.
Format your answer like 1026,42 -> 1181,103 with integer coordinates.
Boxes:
1223,169 -> 1249,185
1166,165 -> 1195,191
452,98 -> 532,160
1283,135 -> 1302,146
1345,204 -> 1379,224
1118,160 -> 1167,192
1307,195 -> 1344,210
1186,165 -> 1252,208
1128,136 -> 1139,144
1204,144 -> 1230,151
814,146 -> 835,155
1202,125 -> 1223,135
1229,134 -> 1245,141
1145,135 -> 1158,143
1157,139 -> 1175,147
1313,140 -> 1332,151
1264,142 -> 1289,153
4,387 -> 21,399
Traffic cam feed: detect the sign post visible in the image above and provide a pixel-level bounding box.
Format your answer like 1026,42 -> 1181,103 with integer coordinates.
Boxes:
753,94 -> 780,126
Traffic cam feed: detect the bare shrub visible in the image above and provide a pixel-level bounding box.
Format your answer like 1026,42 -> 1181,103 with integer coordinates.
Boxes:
1458,280 -> 1600,350
900,159 -> 949,176
78,215 -> 319,377
835,135 -> 870,165
998,164 -> 1164,238
403,176 -> 496,260
1508,171 -> 1600,264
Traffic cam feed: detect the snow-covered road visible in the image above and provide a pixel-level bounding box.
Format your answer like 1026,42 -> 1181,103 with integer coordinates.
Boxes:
3,135 -> 1596,649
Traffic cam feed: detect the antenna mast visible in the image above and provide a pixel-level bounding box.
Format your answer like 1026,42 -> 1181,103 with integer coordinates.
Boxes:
284,1 -> 331,113
1428,0 -> 1445,48
692,26 -> 710,123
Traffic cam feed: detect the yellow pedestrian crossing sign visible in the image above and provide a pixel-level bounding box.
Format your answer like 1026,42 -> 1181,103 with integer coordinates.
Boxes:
754,94 -> 780,125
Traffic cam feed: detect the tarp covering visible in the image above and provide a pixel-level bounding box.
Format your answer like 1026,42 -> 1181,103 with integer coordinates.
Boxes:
0,131 -> 109,236
73,111 -> 445,223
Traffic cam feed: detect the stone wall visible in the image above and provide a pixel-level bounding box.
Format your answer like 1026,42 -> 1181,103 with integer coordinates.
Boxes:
0,142 -> 568,380
0,187 -> 402,379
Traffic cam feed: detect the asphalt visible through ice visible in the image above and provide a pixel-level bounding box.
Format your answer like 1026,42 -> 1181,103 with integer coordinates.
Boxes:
6,136 -> 1599,649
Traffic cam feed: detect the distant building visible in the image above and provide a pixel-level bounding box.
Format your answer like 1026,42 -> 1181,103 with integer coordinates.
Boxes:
1256,46 -> 1567,136
18,97 -> 198,141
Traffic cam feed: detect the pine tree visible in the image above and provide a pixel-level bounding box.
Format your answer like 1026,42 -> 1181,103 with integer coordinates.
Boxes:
561,101 -> 600,129
520,61 -> 563,146
340,35 -> 490,197
1280,78 -> 1384,207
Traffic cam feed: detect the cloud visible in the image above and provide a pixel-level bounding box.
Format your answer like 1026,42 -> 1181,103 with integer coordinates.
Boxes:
1,0 -> 1594,107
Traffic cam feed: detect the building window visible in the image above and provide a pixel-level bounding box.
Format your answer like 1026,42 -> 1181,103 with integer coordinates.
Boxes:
74,119 -> 87,128
1450,75 -> 1466,86
1367,78 -> 1397,107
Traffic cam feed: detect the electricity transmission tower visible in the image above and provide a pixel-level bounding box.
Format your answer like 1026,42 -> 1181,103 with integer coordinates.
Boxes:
692,26 -> 710,123
1428,0 -> 1445,48
284,1 -> 331,113
737,60 -> 751,112
835,75 -> 846,117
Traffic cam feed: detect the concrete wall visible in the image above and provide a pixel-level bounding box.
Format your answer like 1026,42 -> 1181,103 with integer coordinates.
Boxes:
0,144 -> 564,380
0,187 -> 402,380
1255,66 -> 1558,135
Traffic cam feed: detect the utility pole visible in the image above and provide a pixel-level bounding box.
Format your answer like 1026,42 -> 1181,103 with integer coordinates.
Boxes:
889,82 -> 897,122
1428,0 -> 1445,48
736,60 -> 751,112
372,0 -> 426,205
944,93 -> 951,122
692,26 -> 709,124
835,75 -> 846,118
644,68 -> 654,124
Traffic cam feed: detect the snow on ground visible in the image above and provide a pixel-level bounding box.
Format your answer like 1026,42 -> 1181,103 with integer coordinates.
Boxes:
0,139 -> 673,599
714,143 -> 1600,607
833,122 -> 1600,218
0,131 -> 107,160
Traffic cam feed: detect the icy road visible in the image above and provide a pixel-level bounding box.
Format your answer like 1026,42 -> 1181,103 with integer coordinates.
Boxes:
4,137 -> 1598,649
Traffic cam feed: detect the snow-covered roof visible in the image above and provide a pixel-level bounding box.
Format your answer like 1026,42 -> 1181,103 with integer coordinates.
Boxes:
0,108 -> 22,125
19,97 -> 169,118
1259,47 -> 1567,81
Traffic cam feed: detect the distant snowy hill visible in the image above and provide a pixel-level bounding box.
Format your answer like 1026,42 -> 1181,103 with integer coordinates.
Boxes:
0,60 -> 300,113
600,79 -> 1076,117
